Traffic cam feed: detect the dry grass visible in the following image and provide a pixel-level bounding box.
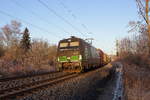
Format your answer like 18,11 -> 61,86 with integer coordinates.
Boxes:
0,40 -> 57,77
122,54 -> 150,69
122,61 -> 150,100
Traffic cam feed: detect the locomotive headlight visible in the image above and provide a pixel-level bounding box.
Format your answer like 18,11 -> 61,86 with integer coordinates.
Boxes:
79,55 -> 82,60
67,57 -> 70,60
57,57 -> 60,61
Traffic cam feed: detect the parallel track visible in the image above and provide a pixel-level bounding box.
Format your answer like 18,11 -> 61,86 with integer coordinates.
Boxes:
0,73 -> 78,99
0,71 -> 60,82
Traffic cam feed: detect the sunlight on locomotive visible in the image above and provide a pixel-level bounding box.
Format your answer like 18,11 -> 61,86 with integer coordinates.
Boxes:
59,43 -> 68,47
70,42 -> 79,46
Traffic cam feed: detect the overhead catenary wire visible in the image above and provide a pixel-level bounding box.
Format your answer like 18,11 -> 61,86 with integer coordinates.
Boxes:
0,10 -> 61,39
10,0 -> 72,36
57,0 -> 92,34
57,0 -> 77,20
37,0 -> 86,37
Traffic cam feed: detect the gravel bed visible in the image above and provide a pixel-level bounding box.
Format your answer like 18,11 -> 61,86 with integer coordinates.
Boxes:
0,72 -> 67,91
16,65 -> 112,100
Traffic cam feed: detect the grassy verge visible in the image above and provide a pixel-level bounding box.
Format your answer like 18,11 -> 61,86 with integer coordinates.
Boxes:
122,61 -> 150,100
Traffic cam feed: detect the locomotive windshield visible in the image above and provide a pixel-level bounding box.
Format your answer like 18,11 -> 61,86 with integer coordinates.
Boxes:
70,42 -> 79,46
59,42 -> 68,47
59,41 -> 79,50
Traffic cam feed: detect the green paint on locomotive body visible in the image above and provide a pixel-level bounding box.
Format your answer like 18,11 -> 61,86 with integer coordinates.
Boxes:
58,55 -> 81,62
71,55 -> 79,60
58,56 -> 67,62
70,55 -> 81,61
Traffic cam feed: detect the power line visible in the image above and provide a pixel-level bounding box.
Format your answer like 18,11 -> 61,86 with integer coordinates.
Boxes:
0,10 -> 61,39
57,0 -> 77,20
10,0 -> 71,36
37,0 -> 86,37
57,0 -> 92,34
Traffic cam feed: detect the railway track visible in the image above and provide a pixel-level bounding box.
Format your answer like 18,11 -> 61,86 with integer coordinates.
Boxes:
0,72 -> 78,99
0,71 -> 60,82
0,71 -> 68,91
0,65 -> 112,100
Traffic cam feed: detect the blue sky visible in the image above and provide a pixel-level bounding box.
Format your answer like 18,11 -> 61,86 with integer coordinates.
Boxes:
0,0 -> 139,54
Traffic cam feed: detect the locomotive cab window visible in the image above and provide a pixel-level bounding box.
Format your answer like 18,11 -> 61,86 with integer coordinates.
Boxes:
70,41 -> 79,47
59,43 -> 68,47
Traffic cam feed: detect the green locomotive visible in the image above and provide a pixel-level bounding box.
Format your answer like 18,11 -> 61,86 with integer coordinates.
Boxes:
56,36 -> 110,72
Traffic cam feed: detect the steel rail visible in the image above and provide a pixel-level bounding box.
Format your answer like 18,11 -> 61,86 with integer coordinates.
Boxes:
0,73 -> 77,99
0,71 -> 60,82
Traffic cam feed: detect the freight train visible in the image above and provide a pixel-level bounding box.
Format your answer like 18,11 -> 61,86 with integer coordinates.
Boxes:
56,36 -> 111,72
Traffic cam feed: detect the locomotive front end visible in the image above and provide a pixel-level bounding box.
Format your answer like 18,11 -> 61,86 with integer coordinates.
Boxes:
57,37 -> 82,72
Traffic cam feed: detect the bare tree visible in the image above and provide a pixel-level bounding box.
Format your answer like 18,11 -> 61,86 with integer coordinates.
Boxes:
0,20 -> 22,46
136,0 -> 150,54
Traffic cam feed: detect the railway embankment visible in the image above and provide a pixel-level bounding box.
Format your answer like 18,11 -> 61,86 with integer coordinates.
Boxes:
15,64 -> 113,100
